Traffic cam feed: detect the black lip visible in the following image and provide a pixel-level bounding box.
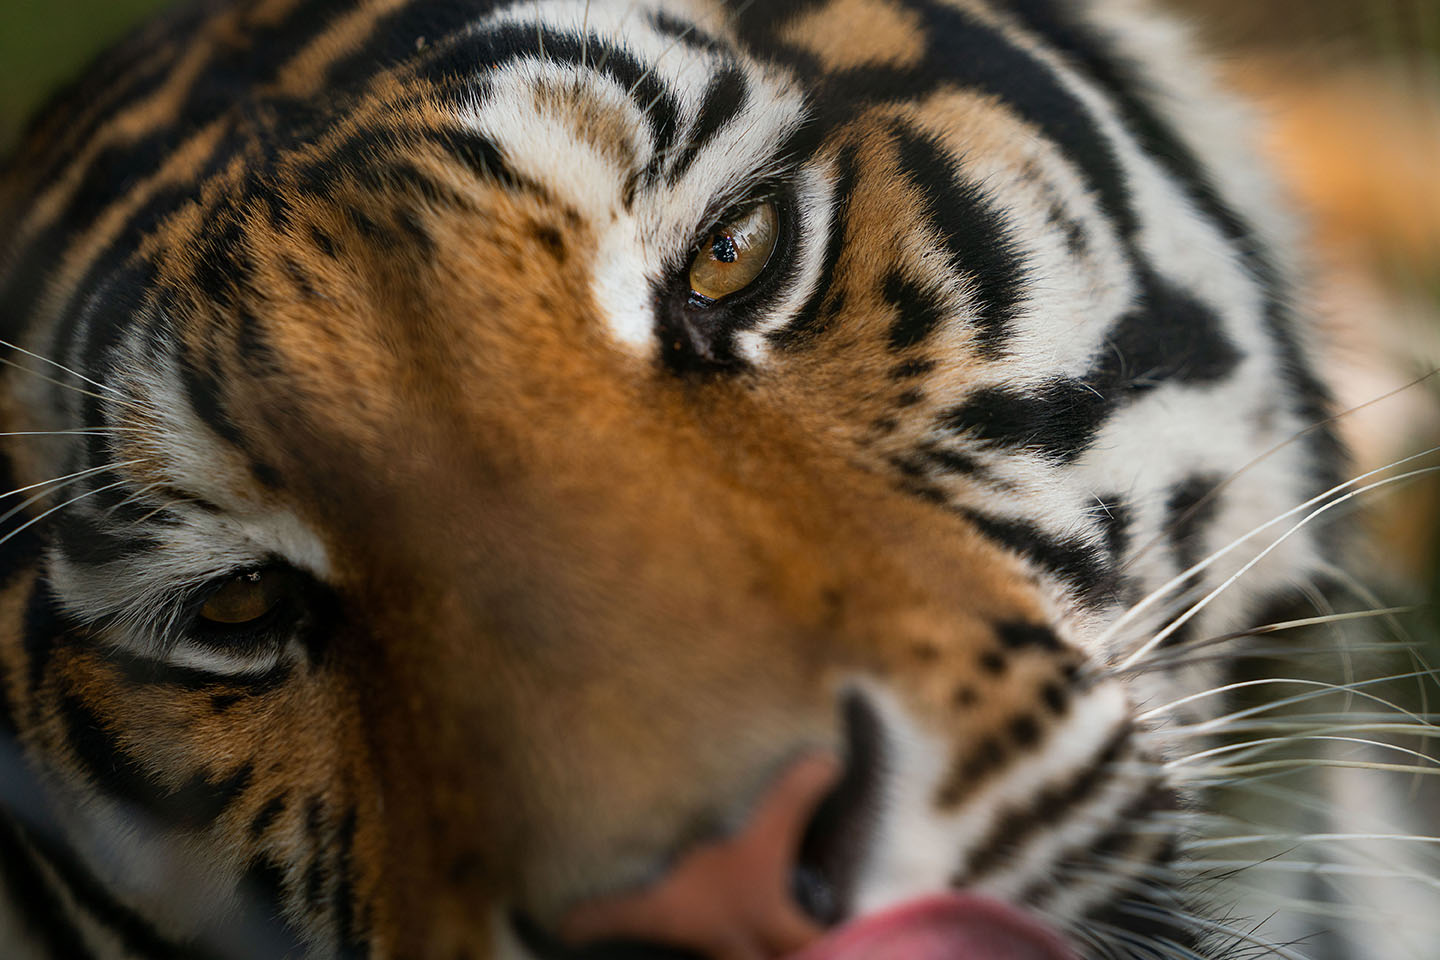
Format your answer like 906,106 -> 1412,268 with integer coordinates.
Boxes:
792,691 -> 888,928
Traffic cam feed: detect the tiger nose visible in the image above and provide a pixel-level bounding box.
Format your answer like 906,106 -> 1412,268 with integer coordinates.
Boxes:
559,755 -> 842,960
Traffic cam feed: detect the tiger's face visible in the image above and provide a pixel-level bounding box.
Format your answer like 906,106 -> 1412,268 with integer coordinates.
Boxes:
0,1 -> 1353,958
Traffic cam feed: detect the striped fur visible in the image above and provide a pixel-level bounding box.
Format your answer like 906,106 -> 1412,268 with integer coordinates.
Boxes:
0,1 -> 1377,958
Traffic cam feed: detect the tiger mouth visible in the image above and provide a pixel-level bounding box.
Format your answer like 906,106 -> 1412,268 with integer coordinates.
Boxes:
517,893 -> 1078,960
519,694 -> 1087,960
786,894 -> 1076,960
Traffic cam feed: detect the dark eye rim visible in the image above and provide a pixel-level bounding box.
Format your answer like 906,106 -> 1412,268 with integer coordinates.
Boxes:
682,185 -> 797,310
185,562 -> 313,650
654,183 -> 803,372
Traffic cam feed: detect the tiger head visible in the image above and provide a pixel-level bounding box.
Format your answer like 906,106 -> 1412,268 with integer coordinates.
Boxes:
0,1 -> 1353,959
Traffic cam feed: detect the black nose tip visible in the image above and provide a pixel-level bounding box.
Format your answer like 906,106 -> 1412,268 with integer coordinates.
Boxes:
791,692 -> 888,928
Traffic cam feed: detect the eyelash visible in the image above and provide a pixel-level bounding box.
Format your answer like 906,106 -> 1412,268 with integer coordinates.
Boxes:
113,564 -> 308,658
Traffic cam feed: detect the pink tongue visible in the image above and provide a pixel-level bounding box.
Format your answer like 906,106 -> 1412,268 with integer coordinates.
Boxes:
786,895 -> 1077,960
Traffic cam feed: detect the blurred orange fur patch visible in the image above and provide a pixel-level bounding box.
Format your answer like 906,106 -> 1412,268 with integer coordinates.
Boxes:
1236,63 -> 1440,275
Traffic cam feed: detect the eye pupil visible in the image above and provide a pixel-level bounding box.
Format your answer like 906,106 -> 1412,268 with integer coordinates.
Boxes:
711,233 -> 738,263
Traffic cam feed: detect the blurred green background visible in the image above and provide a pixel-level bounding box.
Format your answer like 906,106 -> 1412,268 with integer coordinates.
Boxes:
1,0 -> 171,151
1,0 -> 1438,610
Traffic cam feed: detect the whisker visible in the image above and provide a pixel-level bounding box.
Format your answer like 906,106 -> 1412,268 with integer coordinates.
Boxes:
0,356 -> 144,409
100,479 -> 170,521
1155,718 -> 1440,740
1138,669 -> 1438,727
0,459 -> 148,525
1178,859 -> 1440,890
128,497 -> 193,527
1123,640 -> 1432,676
1082,920 -> 1208,960
1119,366 -> 1440,576
0,476 -> 140,551
0,428 -> 138,437
1186,832 -> 1440,851
1100,446 -> 1440,662
628,0 -> 758,104
0,337 -> 130,398
1165,734 -> 1440,769
1313,560 -> 1439,790
580,0 -> 591,68
1113,605 -> 1424,675
1221,777 -> 1440,843
1110,900 -> 1313,960
592,0 -> 642,73
1117,463 -> 1440,671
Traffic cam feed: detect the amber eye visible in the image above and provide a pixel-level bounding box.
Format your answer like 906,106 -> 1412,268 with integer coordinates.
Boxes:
688,200 -> 780,302
199,569 -> 286,626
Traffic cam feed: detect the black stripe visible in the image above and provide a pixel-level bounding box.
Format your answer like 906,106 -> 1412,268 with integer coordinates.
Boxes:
889,358 -> 935,380
322,0 -> 507,91
69,258 -> 160,419
0,0 -> 352,337
54,513 -> 159,567
0,808 -> 97,959
1092,495 -> 1132,565
667,66 -> 749,184
0,450 -> 43,593
961,509 -> 1114,603
22,580 -> 64,711
956,721 -> 1132,880
1001,0 -> 1344,498
62,694 -> 253,828
425,127 -> 522,190
1157,474 -> 1223,647
108,649 -> 293,695
0,653 -> 12,744
920,445 -> 985,477
940,275 -> 1240,464
332,806 -> 370,959
882,269 -> 947,351
421,25 -> 681,171
248,792 -> 288,840
936,736 -> 1007,806
995,621 -> 1064,652
303,796 -> 328,914
766,147 -> 859,349
648,11 -> 725,55
892,126 -> 1025,354
178,350 -> 247,451
943,379 -> 1106,464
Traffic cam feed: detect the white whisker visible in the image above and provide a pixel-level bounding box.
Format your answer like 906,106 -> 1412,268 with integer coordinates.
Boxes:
1114,605 -> 1424,675
0,460 -> 149,533
579,0 -> 591,68
1165,734 -> 1440,770
0,476 -> 139,551
0,337 -> 130,398
1121,464 -> 1440,671
1101,447 -> 1440,663
1138,669 -> 1437,726
1119,366 -> 1440,576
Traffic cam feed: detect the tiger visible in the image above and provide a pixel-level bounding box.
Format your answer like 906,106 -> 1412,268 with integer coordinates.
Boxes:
0,0 -> 1433,958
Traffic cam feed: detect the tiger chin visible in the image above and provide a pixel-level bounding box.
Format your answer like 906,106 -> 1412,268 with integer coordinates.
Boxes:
0,0 -> 1426,958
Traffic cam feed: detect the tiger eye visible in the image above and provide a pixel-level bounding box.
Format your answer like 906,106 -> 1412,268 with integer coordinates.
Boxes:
688,201 -> 779,302
199,570 -> 285,625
